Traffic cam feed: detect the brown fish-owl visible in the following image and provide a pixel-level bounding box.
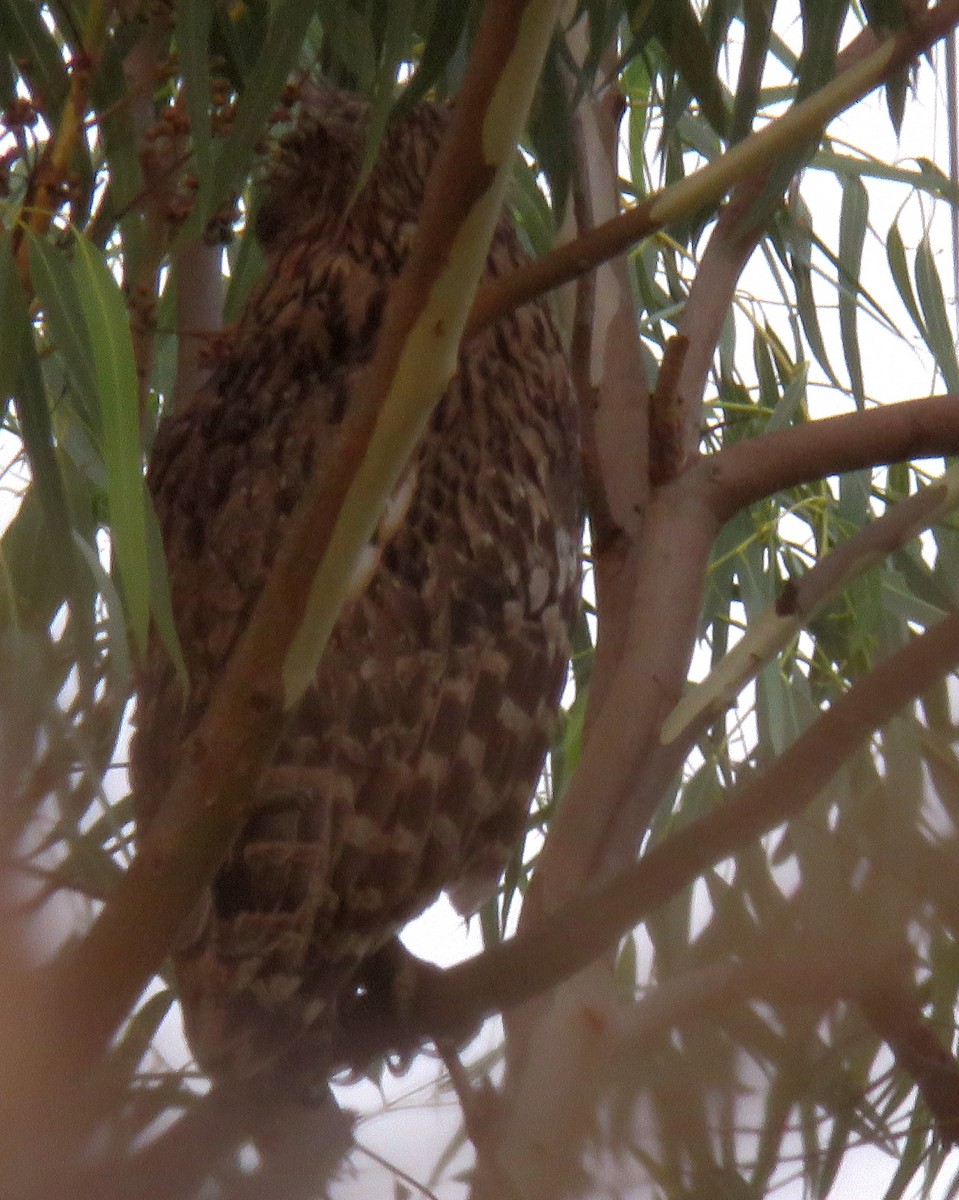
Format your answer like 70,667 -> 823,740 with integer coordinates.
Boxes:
130,89 -> 580,1083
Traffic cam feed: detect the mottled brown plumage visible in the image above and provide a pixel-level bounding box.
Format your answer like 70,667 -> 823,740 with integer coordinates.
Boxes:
131,89 -> 580,1083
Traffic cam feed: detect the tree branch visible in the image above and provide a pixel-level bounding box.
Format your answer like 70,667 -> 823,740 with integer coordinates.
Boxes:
331,607 -> 959,1059
40,0 -> 566,1084
515,3 -> 959,942
521,471 -> 721,931
71,1084 -> 353,1200
465,0 -> 959,340
13,0 -> 111,281
860,979 -> 959,1146
664,485 -> 959,748
709,393 -> 959,521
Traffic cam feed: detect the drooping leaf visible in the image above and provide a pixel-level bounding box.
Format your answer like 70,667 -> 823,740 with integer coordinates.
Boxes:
885,219 -> 926,340
187,0 -> 323,241
838,173 -> 868,407
355,0 -> 416,199
652,0 -> 730,138
915,234 -> 959,392
0,0 -> 70,118
2,237 -> 79,619
0,232 -> 27,414
780,200 -> 841,389
70,233 -> 149,655
73,532 -> 131,702
27,231 -> 99,431
174,0 -> 216,208
527,34 -> 575,218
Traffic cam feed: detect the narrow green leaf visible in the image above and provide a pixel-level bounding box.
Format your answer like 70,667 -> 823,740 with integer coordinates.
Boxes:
914,154 -> 959,205
885,220 -> 926,339
2,239 -> 78,618
70,234 -> 149,655
376,0 -> 414,97
323,5 -> 377,88
783,203 -> 841,388
0,232 -> 27,412
764,361 -> 808,433
60,416 -> 109,492
0,492 -> 67,626
652,0 -> 730,137
729,0 -> 774,144
224,224 -> 266,323
812,147 -> 959,200
527,35 -> 575,218
355,0 -> 415,199
802,214 -> 899,338
398,0 -> 473,110
509,151 -> 557,258
27,231 -> 99,431
0,0 -> 69,117
175,0 -> 215,199
73,533 -> 131,700
796,0 -> 844,101
915,234 -> 959,392
0,25 -> 14,108
145,496 -> 188,692
111,989 -> 175,1079
838,174 -> 868,407
92,58 -> 147,264
210,0 -> 271,84
752,327 -> 778,415
185,0 -> 321,242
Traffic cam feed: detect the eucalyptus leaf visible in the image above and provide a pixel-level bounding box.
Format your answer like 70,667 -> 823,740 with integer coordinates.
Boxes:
27,231 -> 99,431
186,0 -> 323,242
70,233 -> 149,655
838,173 -> 867,407
0,0 -> 69,117
915,234 -> 959,392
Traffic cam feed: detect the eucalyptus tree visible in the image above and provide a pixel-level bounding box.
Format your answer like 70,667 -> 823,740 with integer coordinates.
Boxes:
2,2 -> 959,1198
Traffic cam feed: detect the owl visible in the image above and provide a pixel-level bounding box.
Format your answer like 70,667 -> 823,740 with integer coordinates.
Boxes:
130,86 -> 581,1084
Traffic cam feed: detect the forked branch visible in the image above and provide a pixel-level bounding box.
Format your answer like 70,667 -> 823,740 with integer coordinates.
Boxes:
332,606 -> 959,1059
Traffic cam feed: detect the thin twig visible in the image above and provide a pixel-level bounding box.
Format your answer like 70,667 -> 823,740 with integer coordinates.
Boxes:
465,0 -> 959,339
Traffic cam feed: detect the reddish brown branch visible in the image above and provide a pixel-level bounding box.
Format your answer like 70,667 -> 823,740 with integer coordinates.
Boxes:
709,393 -> 959,521
518,393 -> 959,959
513,0 -> 959,947
465,0 -> 959,342
330,607 -> 959,1059
673,19 -> 923,454
860,981 -> 959,1145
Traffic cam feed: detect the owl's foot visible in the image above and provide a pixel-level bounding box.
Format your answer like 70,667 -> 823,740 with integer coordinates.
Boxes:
338,939 -> 480,1076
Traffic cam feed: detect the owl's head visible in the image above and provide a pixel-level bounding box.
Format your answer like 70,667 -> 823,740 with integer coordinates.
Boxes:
254,84 -> 450,257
